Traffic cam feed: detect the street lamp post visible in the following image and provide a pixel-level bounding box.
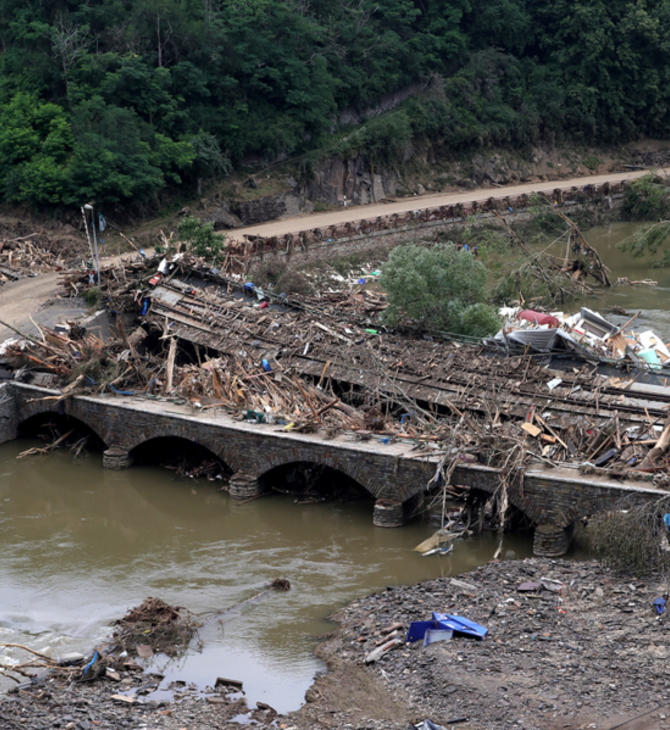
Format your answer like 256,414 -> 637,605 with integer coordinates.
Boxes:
83,204 -> 100,286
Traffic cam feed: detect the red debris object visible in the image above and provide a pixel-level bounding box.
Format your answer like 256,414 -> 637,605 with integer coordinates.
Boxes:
517,310 -> 560,328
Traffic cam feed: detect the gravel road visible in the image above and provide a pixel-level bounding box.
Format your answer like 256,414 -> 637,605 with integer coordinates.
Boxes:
230,168 -> 669,241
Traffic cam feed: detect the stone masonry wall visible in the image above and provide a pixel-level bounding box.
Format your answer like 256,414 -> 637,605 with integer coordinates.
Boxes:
8,383 -> 665,547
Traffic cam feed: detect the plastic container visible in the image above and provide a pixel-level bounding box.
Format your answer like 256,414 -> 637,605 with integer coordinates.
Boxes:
638,348 -> 662,368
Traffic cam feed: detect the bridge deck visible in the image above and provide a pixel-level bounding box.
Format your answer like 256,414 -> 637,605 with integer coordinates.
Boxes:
4,382 -> 666,558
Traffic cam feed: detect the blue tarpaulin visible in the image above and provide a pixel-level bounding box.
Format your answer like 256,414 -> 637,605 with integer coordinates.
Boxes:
407,613 -> 488,643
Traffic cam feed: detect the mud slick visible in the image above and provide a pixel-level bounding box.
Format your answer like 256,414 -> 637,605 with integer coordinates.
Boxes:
3,558 -> 669,730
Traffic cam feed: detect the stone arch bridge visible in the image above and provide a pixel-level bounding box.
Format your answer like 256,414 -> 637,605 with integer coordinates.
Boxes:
1,382 -> 665,557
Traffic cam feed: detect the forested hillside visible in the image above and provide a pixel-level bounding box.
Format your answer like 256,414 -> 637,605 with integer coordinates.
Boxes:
1,0 -> 669,211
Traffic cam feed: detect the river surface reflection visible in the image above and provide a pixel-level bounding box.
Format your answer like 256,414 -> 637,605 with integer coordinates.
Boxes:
0,439 -> 539,711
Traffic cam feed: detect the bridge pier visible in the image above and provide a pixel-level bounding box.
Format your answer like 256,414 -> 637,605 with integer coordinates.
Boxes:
533,521 -> 575,557
373,499 -> 405,528
229,471 -> 263,500
103,447 -> 135,469
0,384 -> 17,445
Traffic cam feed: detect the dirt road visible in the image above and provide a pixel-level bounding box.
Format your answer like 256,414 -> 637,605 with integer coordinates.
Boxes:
230,168 -> 668,241
0,168 -> 665,340
0,251 -> 144,342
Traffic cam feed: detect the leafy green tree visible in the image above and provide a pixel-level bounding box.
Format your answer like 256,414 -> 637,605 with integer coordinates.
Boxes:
177,215 -> 226,262
617,176 -> 670,268
0,92 -> 73,204
380,243 -> 500,336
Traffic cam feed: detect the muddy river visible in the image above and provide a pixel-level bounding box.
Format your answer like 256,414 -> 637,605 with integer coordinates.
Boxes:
0,221 -> 662,712
0,441 -> 540,711
550,221 -> 670,338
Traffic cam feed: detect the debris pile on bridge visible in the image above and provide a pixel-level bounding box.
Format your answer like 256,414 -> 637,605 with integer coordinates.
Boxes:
4,241 -> 670,483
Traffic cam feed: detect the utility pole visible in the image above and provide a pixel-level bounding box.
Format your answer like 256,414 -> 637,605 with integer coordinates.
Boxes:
83,204 -> 100,285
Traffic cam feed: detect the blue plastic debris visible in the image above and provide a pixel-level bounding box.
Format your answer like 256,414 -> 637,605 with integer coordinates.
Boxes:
423,628 -> 453,646
406,621 -> 434,643
663,514 -> 670,532
261,359 -> 272,372
140,298 -> 150,316
243,282 -> 255,295
653,597 -> 667,615
407,613 -> 488,643
81,651 -> 99,677
358,278 -> 367,285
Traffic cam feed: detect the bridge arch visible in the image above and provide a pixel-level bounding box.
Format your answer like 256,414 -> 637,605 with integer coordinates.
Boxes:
129,435 -> 234,479
258,460 -> 372,502
123,427 -> 242,474
253,448 -> 382,500
17,409 -> 107,451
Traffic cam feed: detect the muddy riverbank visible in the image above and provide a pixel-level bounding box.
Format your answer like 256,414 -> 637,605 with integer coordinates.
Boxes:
3,557 -> 669,730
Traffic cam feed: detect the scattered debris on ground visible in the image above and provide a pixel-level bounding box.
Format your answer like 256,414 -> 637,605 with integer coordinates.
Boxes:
3,559 -> 670,730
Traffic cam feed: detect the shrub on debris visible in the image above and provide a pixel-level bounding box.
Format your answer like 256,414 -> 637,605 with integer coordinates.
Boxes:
380,242 -> 500,337
590,496 -> 670,577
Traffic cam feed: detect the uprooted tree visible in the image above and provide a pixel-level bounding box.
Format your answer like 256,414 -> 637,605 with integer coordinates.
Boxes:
380,242 -> 501,337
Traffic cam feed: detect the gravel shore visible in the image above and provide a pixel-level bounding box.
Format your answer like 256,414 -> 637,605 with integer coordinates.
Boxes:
3,558 -> 669,730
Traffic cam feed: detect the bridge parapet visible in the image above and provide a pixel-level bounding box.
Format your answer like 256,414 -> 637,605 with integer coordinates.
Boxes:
3,382 -> 668,555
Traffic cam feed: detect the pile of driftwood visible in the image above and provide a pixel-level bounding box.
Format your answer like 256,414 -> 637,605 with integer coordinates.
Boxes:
173,355 -> 366,432
0,234 -> 64,285
495,209 -> 612,305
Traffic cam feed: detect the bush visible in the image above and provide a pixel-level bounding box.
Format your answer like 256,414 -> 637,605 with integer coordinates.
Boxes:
620,175 -> 670,221
380,242 -> 500,336
177,216 -> 225,263
589,496 -> 670,577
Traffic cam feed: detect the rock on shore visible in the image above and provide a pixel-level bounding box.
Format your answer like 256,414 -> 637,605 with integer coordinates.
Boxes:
3,558 -> 669,730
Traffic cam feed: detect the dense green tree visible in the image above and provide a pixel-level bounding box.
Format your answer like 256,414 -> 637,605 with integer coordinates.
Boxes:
1,0 -> 670,209
380,243 -> 500,336
0,93 -> 73,204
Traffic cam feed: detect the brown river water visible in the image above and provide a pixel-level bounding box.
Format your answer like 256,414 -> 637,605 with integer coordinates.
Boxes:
0,221 -> 662,712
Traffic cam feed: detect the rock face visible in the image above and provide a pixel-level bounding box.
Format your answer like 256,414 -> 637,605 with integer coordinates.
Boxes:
202,206 -> 243,230
301,155 -> 397,206
471,153 -> 533,185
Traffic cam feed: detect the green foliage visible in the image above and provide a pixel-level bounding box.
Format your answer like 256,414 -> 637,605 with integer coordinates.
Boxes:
177,215 -> 225,262
618,221 -> 670,266
583,155 -> 602,170
620,175 -> 670,221
84,286 -> 103,308
0,93 -> 73,204
380,243 -> 500,336
2,0 -> 670,208
617,176 -> 670,266
337,111 -> 413,167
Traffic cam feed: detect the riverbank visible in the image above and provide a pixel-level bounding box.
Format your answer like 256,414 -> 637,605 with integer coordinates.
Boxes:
3,557 -> 668,730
